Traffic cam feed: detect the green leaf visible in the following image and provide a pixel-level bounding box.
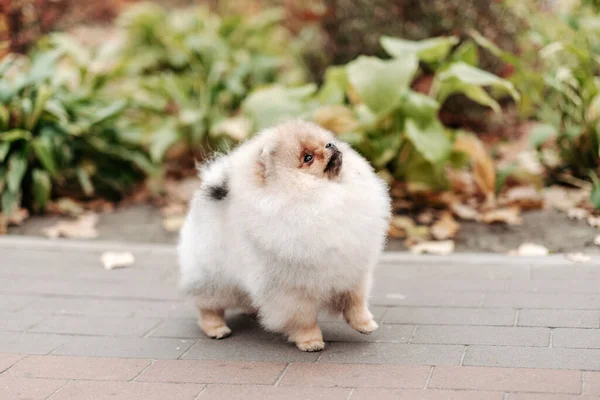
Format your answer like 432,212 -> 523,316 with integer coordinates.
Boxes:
32,137 -> 57,177
451,41 -> 479,66
1,190 -> 18,215
529,123 -> 557,148
27,49 -> 63,85
26,84 -> 52,130
468,29 -> 520,65
0,142 -> 9,162
76,167 -> 94,196
0,105 -> 9,129
32,169 -> 52,211
6,151 -> 27,193
591,173 -> 600,210
317,66 -> 348,105
381,36 -> 459,64
0,129 -> 32,142
495,162 -> 518,194
242,84 -> 317,132
404,118 -> 452,163
346,55 -> 418,114
150,122 -> 180,162
88,100 -> 128,126
399,90 -> 440,120
433,62 -> 520,109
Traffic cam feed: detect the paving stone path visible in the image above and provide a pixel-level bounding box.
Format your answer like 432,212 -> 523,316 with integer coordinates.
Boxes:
1,237 -> 600,399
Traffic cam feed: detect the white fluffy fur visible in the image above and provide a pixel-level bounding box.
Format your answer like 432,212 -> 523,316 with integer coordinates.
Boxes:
178,120 -> 391,348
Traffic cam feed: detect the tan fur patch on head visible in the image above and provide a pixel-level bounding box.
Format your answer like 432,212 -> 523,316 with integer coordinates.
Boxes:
256,121 -> 342,183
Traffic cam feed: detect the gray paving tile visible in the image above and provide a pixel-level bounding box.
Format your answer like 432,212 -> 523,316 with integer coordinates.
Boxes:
320,322 -> 414,343
29,316 -> 160,337
22,298 -> 142,318
373,279 -> 509,293
376,264 -> 530,279
53,336 -> 192,359
384,307 -> 516,326
0,332 -> 71,354
0,295 -> 37,311
149,319 -> 203,339
553,328 -> 600,349
131,301 -> 194,319
518,309 -> 600,328
0,312 -> 46,332
510,279 -> 600,294
182,335 -> 320,362
370,291 -> 483,307
464,345 -> 600,370
319,342 -> 464,365
532,265 -> 600,280
412,326 -> 550,347
483,293 -> 600,309
0,277 -> 179,300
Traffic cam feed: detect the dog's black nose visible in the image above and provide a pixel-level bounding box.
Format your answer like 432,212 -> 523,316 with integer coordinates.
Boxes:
325,142 -> 336,150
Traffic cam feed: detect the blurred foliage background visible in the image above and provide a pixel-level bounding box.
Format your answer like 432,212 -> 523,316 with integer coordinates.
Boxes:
1,0 -> 600,239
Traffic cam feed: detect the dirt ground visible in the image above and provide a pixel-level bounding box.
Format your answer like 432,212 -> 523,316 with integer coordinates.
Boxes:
7,205 -> 600,255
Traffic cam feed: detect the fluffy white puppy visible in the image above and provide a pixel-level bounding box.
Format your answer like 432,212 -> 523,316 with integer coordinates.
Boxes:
178,120 -> 391,351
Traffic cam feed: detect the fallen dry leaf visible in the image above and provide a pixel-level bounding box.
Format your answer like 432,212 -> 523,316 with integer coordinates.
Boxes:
160,203 -> 187,217
163,215 -> 186,232
43,213 -> 99,239
446,169 -> 476,196
482,207 -> 523,225
7,208 -> 29,225
101,252 -> 135,270
543,186 -> 589,212
503,186 -> 543,210
164,177 -> 200,205
410,240 -> 455,255
47,197 -> 85,216
588,215 -> 600,228
567,207 -> 590,221
565,253 -> 591,263
417,211 -> 435,225
388,224 -> 406,239
516,242 -> 549,256
594,235 -> 600,246
313,105 -> 359,134
450,202 -> 481,221
453,133 -> 496,197
431,212 -> 460,240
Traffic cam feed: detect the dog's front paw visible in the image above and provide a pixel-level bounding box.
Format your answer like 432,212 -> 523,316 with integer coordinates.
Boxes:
296,339 -> 325,352
198,321 -> 232,339
351,319 -> 379,335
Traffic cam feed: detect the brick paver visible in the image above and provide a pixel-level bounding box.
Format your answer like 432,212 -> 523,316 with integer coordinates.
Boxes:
1,237 -> 600,399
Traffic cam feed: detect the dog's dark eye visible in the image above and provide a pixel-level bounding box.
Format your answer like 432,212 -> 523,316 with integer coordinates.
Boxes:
303,154 -> 313,164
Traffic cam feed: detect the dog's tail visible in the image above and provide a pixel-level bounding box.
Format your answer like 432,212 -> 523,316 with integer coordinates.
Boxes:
198,155 -> 230,201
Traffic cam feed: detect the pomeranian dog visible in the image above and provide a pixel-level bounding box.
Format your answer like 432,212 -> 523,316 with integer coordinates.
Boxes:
178,120 -> 391,351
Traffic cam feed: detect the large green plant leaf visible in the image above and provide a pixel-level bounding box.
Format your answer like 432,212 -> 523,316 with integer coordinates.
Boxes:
381,36 -> 459,64
32,137 -> 58,177
6,151 -> 27,193
404,118 -> 452,163
76,167 -> 94,196
32,169 -> 52,211
0,143 -> 9,162
346,55 -> 418,115
0,130 -> 32,142
150,121 -> 180,162
242,84 -> 317,131
399,90 -> 440,120
317,66 -> 348,105
433,62 -> 520,111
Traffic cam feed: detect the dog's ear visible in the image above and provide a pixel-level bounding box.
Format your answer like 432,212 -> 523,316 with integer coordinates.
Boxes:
256,144 -> 275,183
